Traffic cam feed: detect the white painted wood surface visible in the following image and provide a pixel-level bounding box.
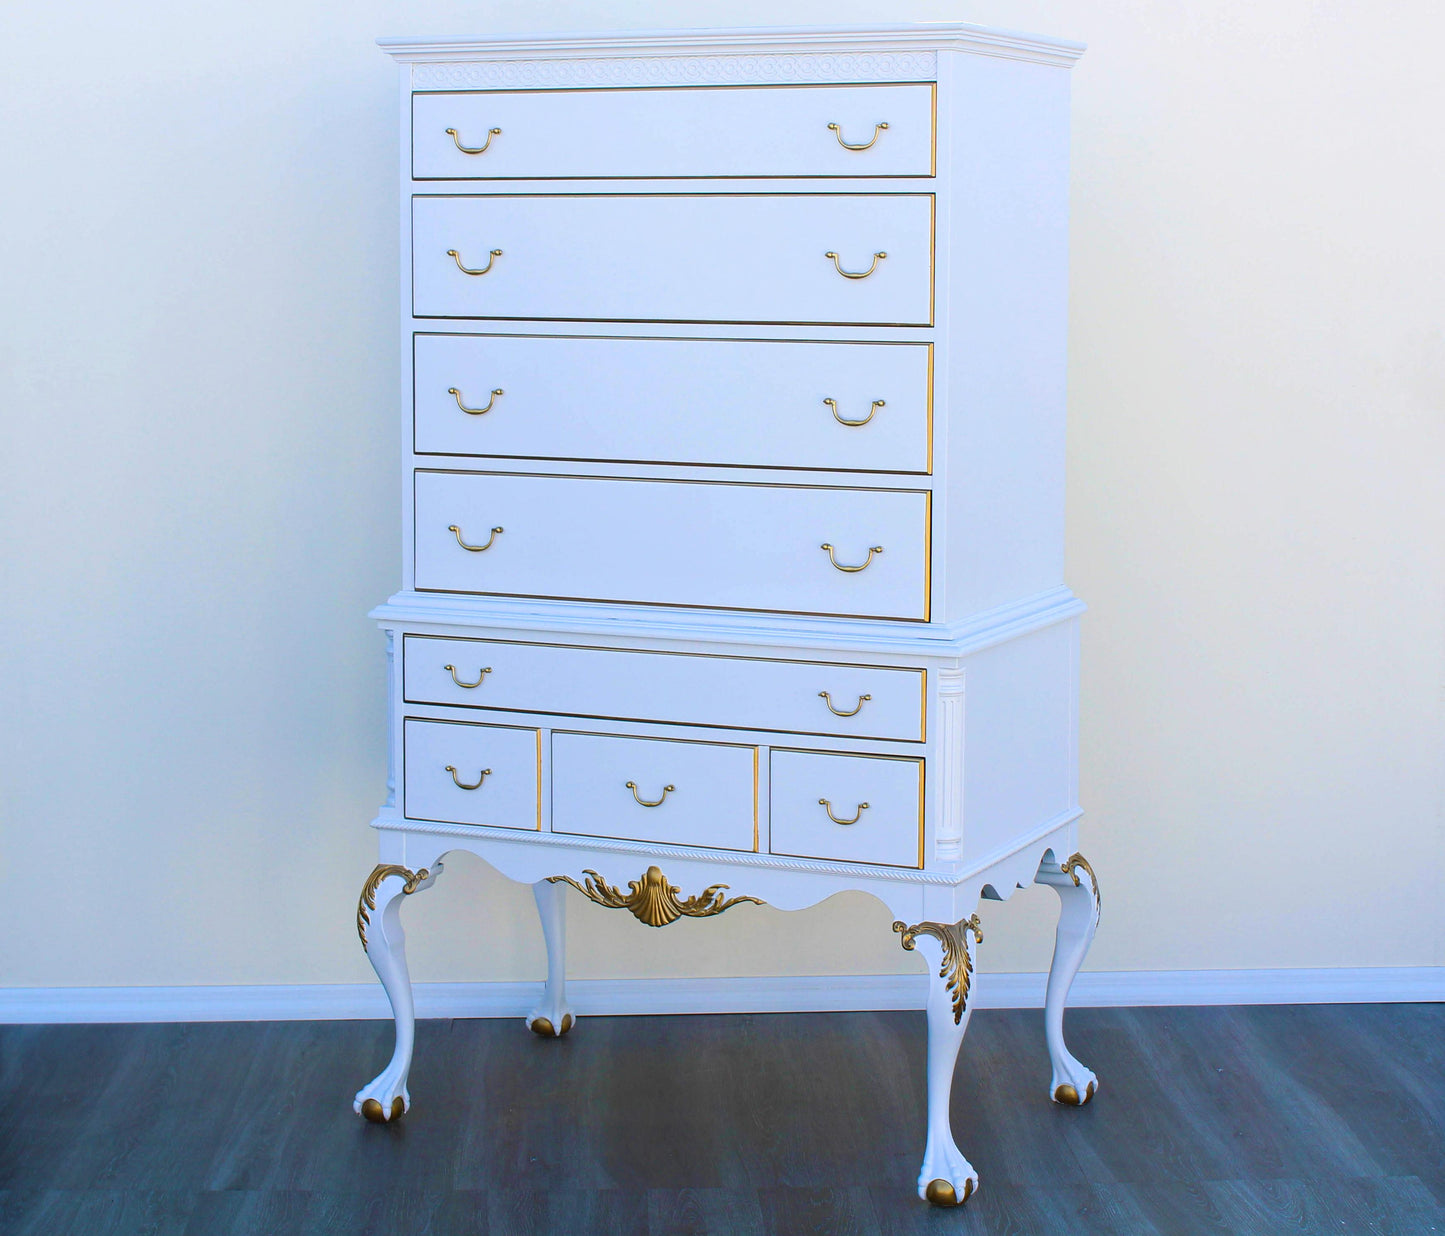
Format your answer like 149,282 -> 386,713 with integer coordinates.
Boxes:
769,747 -> 923,867
412,83 -> 935,180
402,718 -> 540,829
551,730 -> 757,851
413,469 -> 931,619
402,634 -> 926,741
411,193 -> 935,325
412,333 -> 932,473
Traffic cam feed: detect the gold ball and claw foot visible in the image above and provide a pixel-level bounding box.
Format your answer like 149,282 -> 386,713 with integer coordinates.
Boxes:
1054,1078 -> 1098,1106
528,1013 -> 574,1037
925,1178 -> 975,1207
360,1096 -> 405,1123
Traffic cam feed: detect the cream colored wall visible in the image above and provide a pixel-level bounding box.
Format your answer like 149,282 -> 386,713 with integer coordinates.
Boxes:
2,0 -> 1441,990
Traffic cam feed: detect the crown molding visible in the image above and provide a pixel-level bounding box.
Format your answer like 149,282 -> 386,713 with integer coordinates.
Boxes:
379,22 -> 1086,73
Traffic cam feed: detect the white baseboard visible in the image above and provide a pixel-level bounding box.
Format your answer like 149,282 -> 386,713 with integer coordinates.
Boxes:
2,967 -> 1442,1024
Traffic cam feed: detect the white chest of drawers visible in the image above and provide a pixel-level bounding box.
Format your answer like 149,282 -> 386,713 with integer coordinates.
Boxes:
357,22 -> 1100,1208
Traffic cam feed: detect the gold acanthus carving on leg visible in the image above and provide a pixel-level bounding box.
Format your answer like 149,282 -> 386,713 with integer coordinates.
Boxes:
547,865 -> 763,928
893,914 -> 984,1025
1061,852 -> 1101,917
356,864 -> 431,953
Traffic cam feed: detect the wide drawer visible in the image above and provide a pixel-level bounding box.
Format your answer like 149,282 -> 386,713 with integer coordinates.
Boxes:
414,334 -> 931,474
412,84 -> 935,180
403,718 -> 541,829
769,748 -> 923,868
414,469 -> 930,620
412,194 -> 933,326
404,634 -> 925,742
551,731 -> 757,851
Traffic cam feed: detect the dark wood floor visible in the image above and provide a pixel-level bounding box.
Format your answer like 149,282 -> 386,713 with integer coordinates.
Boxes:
2,1004 -> 1442,1235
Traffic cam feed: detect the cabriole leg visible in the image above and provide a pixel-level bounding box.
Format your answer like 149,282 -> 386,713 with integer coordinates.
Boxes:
1036,852 -> 1101,1105
353,862 -> 439,1122
894,915 -> 985,1206
527,878 -> 575,1037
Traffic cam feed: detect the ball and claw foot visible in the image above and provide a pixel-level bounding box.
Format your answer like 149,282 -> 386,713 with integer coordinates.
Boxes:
354,1072 -> 410,1123
1051,1054 -> 1099,1106
918,1142 -> 979,1207
527,1011 -> 575,1038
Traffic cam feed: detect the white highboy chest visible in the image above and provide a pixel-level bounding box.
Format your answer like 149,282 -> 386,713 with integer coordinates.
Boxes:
360,22 -> 1100,1206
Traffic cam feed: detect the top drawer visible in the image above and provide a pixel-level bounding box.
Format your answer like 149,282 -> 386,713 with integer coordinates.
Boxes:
412,84 -> 935,181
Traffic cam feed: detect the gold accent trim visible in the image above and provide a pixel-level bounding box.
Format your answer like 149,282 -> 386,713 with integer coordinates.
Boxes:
819,797 -> 867,825
444,662 -> 491,688
824,249 -> 886,279
448,523 -> 503,552
403,632 -> 927,744
821,542 -> 883,573
827,120 -> 888,151
445,764 -> 491,790
446,125 -> 500,155
414,332 -> 933,478
823,396 -> 884,427
547,865 -> 763,928
625,779 -> 674,807
449,386 -> 503,415
529,1013 -> 574,1037
819,690 -> 870,717
411,82 -> 938,183
1061,852 -> 1101,917
893,914 -> 983,1024
356,864 -> 430,953
447,247 -> 502,276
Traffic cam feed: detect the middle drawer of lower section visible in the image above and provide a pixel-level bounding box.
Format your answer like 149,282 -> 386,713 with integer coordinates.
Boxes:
551,731 -> 758,852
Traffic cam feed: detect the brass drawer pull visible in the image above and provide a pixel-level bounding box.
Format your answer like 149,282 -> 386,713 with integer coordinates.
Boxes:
821,543 -> 883,573
446,765 -> 492,790
446,126 -> 501,155
447,248 -> 502,276
444,664 -> 492,689
827,121 -> 888,151
449,387 -> 503,415
819,798 -> 869,825
825,250 -> 886,280
819,691 -> 871,717
824,397 -> 884,427
449,524 -> 503,552
626,780 -> 674,808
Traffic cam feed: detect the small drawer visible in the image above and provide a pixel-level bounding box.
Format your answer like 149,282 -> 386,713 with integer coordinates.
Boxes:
403,718 -> 540,829
769,748 -> 923,868
404,635 -> 925,742
551,731 -> 757,851
412,194 -> 933,327
414,334 -> 931,475
414,469 -> 930,621
412,84 -> 935,180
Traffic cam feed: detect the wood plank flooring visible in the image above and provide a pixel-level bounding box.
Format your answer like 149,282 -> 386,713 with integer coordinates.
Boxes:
1,1004 -> 1442,1234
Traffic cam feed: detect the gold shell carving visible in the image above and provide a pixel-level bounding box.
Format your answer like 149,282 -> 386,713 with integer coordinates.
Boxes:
356,863 -> 430,953
547,865 -> 763,928
1061,852 -> 1101,917
893,914 -> 983,1025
